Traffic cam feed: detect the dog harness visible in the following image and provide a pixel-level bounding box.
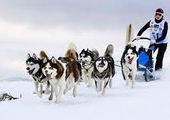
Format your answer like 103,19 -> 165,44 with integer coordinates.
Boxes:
33,69 -> 45,82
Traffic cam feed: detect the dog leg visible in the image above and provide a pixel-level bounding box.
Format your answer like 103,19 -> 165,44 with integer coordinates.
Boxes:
96,80 -> 101,92
131,73 -> 135,88
34,81 -> 39,94
39,83 -> 43,97
54,86 -> 59,103
94,80 -> 97,89
131,79 -> 134,88
125,77 -> 129,86
86,77 -> 93,87
109,78 -> 112,88
87,81 -> 92,87
64,80 -> 70,94
82,73 -> 92,87
55,80 -> 66,103
73,84 -> 77,97
48,86 -> 54,101
102,87 -> 106,96
101,81 -> 106,96
45,81 -> 51,94
55,85 -> 65,103
34,81 -> 42,98
100,80 -> 105,93
49,81 -> 58,103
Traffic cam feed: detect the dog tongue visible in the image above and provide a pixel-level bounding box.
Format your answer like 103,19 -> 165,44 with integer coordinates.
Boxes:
128,58 -> 133,64
98,64 -> 104,67
46,74 -> 51,80
28,70 -> 33,75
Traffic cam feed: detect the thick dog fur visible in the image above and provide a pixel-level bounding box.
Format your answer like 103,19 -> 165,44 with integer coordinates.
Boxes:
79,48 -> 99,87
58,43 -> 81,97
121,44 -> 138,88
42,43 -> 81,103
92,44 -> 115,95
42,56 -> 65,103
26,51 -> 50,98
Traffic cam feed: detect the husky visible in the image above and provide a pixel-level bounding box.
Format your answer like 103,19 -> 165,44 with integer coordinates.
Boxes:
42,56 -> 66,103
92,44 -> 115,95
26,51 -> 50,97
58,43 -> 81,97
79,48 -> 99,87
121,44 -> 138,88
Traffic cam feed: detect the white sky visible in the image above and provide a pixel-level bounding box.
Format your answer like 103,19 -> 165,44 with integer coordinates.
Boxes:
0,0 -> 169,42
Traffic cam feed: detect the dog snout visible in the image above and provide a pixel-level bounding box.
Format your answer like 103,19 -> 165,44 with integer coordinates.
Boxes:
26,67 -> 30,70
101,60 -> 105,65
127,56 -> 130,59
45,70 -> 48,74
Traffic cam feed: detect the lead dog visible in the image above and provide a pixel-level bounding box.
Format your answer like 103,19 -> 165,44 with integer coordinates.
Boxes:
42,56 -> 66,103
121,44 -> 138,88
26,51 -> 50,97
92,44 -> 115,95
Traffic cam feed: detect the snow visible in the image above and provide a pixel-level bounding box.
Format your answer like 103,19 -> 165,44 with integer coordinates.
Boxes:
0,31 -> 170,120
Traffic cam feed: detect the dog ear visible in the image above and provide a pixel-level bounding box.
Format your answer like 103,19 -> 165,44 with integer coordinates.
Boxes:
133,46 -> 138,54
82,49 -> 85,52
43,57 -> 48,63
51,56 -> 57,64
27,53 -> 31,59
32,53 -> 38,60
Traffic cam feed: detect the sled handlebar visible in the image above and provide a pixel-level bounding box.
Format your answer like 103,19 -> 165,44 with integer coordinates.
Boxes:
132,37 -> 151,42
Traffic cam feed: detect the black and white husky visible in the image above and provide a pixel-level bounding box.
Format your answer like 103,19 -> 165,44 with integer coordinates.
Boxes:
26,51 -> 50,97
121,44 -> 138,88
92,44 -> 115,95
79,48 -> 99,87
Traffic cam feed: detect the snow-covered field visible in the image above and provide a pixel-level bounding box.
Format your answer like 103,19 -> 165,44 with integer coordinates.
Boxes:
0,31 -> 170,120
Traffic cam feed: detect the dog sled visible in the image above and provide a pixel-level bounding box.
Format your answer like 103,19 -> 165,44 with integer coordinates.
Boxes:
132,37 -> 156,82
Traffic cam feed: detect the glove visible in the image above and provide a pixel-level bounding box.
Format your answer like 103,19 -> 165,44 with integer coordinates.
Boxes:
150,39 -> 156,44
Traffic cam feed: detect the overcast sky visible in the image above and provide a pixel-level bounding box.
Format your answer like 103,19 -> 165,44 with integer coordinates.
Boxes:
0,0 -> 169,42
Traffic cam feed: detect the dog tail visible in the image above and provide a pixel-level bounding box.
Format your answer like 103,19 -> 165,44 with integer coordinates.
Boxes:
40,50 -> 48,60
126,24 -> 134,44
65,42 -> 78,60
91,48 -> 99,59
104,44 -> 114,57
68,42 -> 77,51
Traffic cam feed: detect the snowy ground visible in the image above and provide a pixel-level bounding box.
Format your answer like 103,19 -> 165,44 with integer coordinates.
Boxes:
0,33 -> 170,120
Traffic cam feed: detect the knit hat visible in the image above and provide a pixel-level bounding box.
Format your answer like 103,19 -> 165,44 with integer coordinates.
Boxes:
155,8 -> 164,14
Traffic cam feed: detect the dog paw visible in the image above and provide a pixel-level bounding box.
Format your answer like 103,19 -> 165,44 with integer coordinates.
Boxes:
55,99 -> 60,104
48,97 -> 52,101
87,84 -> 91,87
37,92 -> 42,98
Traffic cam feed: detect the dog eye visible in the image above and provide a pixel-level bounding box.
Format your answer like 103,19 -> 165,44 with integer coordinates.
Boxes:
44,67 -> 47,69
49,67 -> 53,70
